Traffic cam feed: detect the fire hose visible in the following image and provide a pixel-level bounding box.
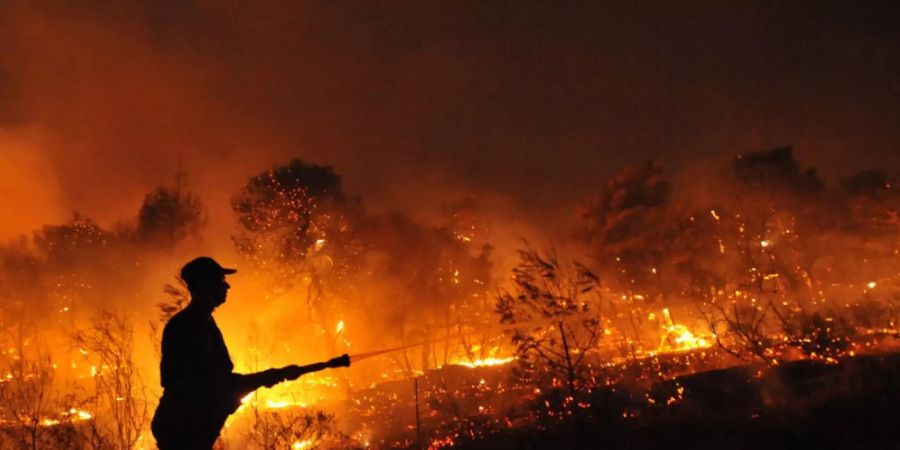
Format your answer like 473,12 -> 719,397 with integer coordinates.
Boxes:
348,310 -> 598,363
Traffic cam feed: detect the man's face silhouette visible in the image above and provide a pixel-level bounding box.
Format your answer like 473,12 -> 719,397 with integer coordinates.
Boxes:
194,274 -> 230,310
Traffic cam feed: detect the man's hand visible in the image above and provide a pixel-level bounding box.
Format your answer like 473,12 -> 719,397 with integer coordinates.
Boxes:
275,355 -> 350,383
279,365 -> 305,381
327,354 -> 351,368
259,368 -> 286,388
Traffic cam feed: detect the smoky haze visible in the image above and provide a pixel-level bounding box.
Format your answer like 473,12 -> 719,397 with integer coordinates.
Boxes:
1,0 -> 899,239
3,4 -> 900,447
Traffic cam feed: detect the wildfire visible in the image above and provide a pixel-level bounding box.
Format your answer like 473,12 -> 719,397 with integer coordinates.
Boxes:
265,399 -> 307,409
236,391 -> 311,412
37,407 -> 94,427
665,326 -> 710,351
454,356 -> 516,368
656,308 -> 712,353
71,408 -> 93,420
447,345 -> 516,368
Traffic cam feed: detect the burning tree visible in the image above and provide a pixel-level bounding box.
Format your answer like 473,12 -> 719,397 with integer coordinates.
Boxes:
71,310 -> 147,450
246,406 -> 349,450
133,186 -> 205,248
356,213 -> 494,374
32,213 -> 111,269
231,159 -> 362,395
32,213 -> 111,307
0,334 -> 84,450
496,246 -> 602,394
841,169 -> 900,233
578,161 -> 717,354
0,344 -> 52,449
578,161 -> 673,300
231,159 -> 359,298
696,147 -> 868,363
437,198 -> 501,367
0,239 -> 43,327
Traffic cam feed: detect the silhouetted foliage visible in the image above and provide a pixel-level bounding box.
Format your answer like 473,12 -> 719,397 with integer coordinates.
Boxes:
578,161 -> 674,295
496,245 -> 601,394
358,213 -> 494,372
231,159 -> 363,395
246,407 -> 350,450
0,334 -> 84,450
33,213 -> 111,268
731,147 -> 824,195
72,311 -> 148,450
841,169 -> 894,198
0,238 -> 42,319
840,169 -> 900,234
158,277 -> 190,322
231,159 -> 359,297
134,187 -> 205,247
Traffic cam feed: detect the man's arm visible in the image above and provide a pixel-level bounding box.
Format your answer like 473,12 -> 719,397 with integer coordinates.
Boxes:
286,353 -> 351,379
235,354 -> 351,391
218,354 -> 351,414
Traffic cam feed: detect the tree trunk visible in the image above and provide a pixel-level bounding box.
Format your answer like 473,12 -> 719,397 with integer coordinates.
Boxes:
557,321 -> 577,395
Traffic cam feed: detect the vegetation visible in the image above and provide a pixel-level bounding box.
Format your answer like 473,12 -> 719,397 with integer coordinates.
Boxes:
0,149 -> 899,448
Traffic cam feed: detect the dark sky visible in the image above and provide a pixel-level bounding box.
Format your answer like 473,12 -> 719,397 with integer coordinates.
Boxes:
1,1 -> 899,238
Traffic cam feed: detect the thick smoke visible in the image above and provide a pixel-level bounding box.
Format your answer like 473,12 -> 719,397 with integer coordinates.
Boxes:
2,1 -> 900,241
1,2 -> 900,447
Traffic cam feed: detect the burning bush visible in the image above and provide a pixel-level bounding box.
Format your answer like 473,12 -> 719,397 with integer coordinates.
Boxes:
245,406 -> 351,450
496,246 -> 602,394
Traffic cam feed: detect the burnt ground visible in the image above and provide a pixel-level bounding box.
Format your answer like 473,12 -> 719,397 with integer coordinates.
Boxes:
451,352 -> 900,450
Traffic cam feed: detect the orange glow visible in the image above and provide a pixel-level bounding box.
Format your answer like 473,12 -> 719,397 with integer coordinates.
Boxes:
655,308 -> 712,354
453,356 -> 516,368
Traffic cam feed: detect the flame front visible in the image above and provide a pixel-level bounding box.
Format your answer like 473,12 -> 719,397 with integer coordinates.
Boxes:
453,356 -> 516,368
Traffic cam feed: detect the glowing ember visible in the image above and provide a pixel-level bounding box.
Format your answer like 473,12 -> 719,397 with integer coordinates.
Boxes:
453,356 -> 516,368
336,320 -> 345,334
40,418 -> 61,427
72,409 -> 93,420
292,439 -> 312,449
37,408 -> 94,427
656,308 -> 712,353
266,399 -> 291,409
668,326 -> 710,351
265,399 -> 307,409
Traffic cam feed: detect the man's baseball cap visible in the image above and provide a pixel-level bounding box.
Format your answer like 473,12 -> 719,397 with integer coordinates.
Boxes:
180,257 -> 237,285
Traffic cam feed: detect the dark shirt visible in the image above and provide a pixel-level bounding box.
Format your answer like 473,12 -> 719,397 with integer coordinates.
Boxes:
159,304 -> 235,402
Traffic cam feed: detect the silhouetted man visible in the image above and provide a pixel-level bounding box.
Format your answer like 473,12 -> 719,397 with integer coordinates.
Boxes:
151,257 -> 349,450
